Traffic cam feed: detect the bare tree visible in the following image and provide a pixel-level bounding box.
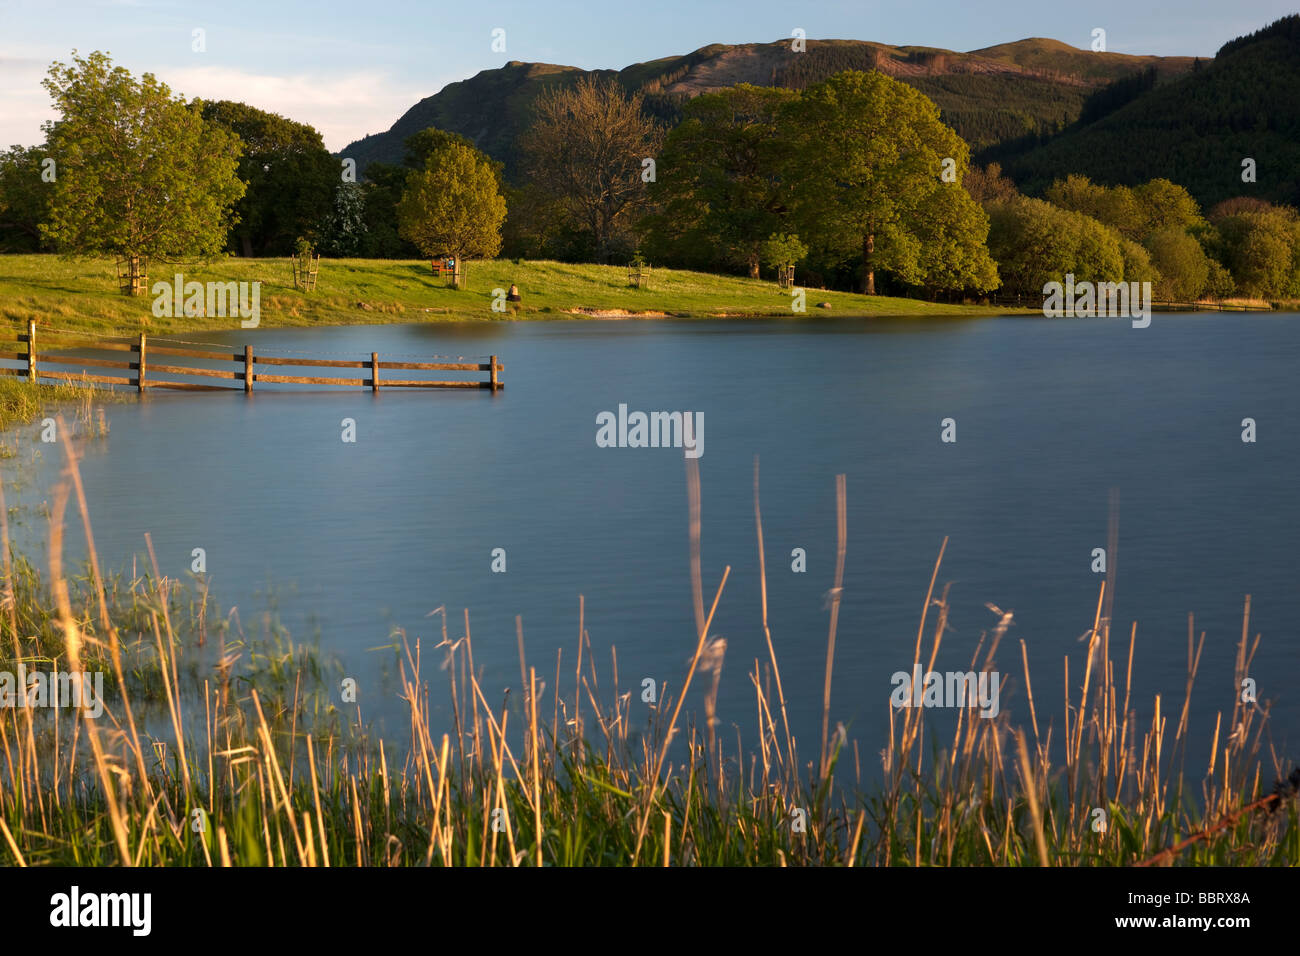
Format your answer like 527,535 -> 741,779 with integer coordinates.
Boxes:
519,76 -> 663,262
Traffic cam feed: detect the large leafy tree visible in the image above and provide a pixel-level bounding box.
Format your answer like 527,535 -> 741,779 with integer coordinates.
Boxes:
39,52 -> 244,279
519,76 -> 663,262
782,70 -> 995,294
199,100 -> 337,256
396,141 -> 506,282
1207,205 -> 1300,298
985,197 -> 1125,296
911,185 -> 1000,295
644,84 -> 797,276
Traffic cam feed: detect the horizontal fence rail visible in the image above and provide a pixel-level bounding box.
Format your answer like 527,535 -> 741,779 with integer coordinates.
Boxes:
5,322 -> 503,393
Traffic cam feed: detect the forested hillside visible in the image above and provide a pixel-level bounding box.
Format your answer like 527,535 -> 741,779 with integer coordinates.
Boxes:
999,16 -> 1300,207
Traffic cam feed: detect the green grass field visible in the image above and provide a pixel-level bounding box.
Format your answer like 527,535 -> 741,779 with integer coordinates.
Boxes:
0,254 -> 1020,336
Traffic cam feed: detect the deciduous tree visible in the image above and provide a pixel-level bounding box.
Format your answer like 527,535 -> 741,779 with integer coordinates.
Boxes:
1144,228 -> 1211,300
199,100 -> 337,256
519,77 -> 663,262
782,70 -> 996,295
644,84 -> 796,276
986,197 -> 1125,296
0,145 -> 49,251
39,51 -> 245,283
397,141 -> 506,284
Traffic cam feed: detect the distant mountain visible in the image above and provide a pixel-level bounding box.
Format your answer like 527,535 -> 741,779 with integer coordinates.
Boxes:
339,37 -> 1194,180
999,16 -> 1300,208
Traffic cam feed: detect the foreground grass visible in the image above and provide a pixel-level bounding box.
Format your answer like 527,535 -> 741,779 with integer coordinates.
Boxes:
0,375 -> 124,437
0,254 -> 1021,336
0,434 -> 1292,866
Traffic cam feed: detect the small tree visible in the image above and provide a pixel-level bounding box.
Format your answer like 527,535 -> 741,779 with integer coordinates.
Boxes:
39,51 -> 245,291
292,236 -> 319,291
627,250 -> 651,288
316,181 -> 367,257
761,233 -> 807,288
397,142 -> 505,288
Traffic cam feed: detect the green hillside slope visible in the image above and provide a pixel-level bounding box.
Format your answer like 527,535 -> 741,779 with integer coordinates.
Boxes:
1000,16 -> 1300,207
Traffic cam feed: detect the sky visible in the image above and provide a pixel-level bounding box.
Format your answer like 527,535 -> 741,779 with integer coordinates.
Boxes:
0,0 -> 1294,151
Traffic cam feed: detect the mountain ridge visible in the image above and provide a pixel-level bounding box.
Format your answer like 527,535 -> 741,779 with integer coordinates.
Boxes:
339,36 -> 1195,178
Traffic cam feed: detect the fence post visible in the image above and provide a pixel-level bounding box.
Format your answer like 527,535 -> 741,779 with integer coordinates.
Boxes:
489,355 -> 498,392
371,352 -> 379,393
137,332 -> 147,392
244,344 -> 253,393
26,320 -> 36,383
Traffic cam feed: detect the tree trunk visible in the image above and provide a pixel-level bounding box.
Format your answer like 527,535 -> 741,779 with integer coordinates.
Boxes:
594,210 -> 609,264
861,233 -> 875,295
240,234 -> 254,258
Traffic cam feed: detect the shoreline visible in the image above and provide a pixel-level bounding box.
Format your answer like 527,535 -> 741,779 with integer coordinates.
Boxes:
4,255 -> 1292,338
1,254 -> 1030,336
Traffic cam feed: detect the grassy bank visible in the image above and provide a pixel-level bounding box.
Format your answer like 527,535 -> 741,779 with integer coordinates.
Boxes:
0,254 -> 1021,336
0,442 -> 1293,867
0,374 -> 124,437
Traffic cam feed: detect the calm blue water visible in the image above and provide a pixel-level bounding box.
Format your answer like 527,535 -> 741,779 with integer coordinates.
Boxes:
5,314 -> 1297,768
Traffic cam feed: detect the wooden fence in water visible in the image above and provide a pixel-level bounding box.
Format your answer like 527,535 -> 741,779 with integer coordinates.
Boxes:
4,321 -> 503,393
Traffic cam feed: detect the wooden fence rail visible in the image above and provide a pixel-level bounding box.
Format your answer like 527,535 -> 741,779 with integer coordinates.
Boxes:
7,321 -> 503,393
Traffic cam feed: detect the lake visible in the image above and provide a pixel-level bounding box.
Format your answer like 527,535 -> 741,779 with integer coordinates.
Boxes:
5,314 -> 1297,769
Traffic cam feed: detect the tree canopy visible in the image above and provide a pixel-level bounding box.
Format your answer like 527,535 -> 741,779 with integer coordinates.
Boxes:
783,70 -> 997,295
0,145 -> 48,252
519,77 -> 663,262
985,197 -> 1125,296
199,99 -> 337,256
644,84 -> 797,276
397,140 -> 506,272
1207,203 -> 1300,298
39,51 -> 245,267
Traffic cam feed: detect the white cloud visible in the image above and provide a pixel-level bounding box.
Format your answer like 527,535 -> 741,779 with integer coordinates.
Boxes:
0,57 -> 447,152
0,57 -> 57,148
158,64 -> 438,151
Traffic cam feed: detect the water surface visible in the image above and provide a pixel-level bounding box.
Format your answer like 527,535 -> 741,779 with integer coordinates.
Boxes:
7,314 -> 1297,766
